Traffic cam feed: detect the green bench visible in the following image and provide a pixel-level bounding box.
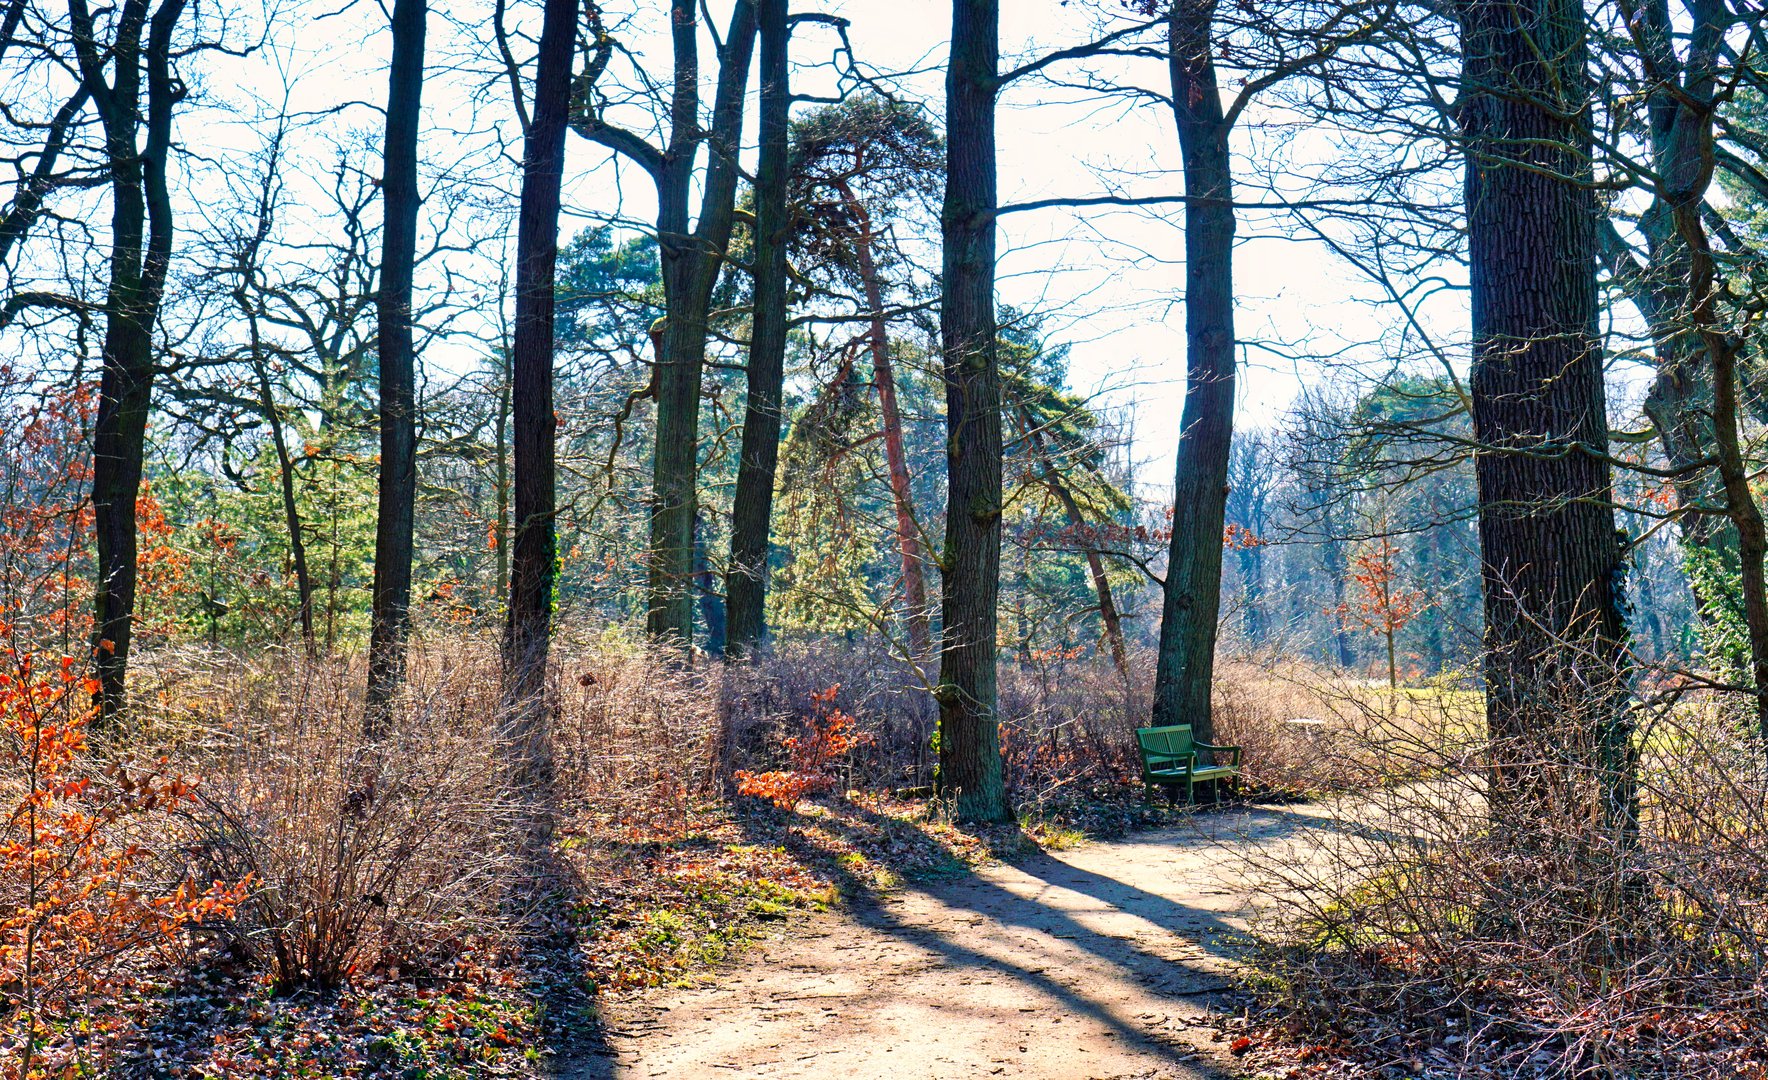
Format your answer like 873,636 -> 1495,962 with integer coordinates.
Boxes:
1136,724 -> 1241,804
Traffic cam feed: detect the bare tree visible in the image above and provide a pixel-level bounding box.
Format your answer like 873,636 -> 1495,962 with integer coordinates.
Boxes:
67,0 -> 192,722
572,1 -> 758,647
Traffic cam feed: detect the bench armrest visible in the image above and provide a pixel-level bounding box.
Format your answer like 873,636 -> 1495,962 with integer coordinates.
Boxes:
1193,742 -> 1242,766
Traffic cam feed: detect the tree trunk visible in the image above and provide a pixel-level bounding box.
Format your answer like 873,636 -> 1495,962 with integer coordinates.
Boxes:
365,0 -> 426,730
840,180 -> 935,659
1323,529 -> 1356,669
1622,0 -> 1768,739
1462,0 -> 1632,825
252,348 -> 316,654
1151,0 -> 1235,748
725,0 -> 789,658
934,0 -> 1011,824
641,3 -> 758,646
693,509 -> 727,655
235,129 -> 316,656
73,0 -> 188,724
494,345 -> 511,612
1707,330 -> 1768,737
503,0 -> 577,754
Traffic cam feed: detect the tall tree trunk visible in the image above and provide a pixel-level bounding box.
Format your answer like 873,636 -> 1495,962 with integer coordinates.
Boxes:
71,0 -> 188,724
365,0 -> 426,730
638,3 -> 758,646
250,344 -> 316,654
839,179 -> 934,658
1599,1 -> 1726,560
503,0 -> 577,755
494,345 -> 511,612
1462,0 -> 1632,825
1151,0 -> 1235,748
725,0 -> 789,658
934,0 -> 1011,823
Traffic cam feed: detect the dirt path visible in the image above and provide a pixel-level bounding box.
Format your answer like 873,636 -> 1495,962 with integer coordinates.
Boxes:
566,802 -> 1328,1080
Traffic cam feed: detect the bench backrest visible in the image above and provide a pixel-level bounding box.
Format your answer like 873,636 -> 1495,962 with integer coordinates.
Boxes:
1136,724 -> 1195,760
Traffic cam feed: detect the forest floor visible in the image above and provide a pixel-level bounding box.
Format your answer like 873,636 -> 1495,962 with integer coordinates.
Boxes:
559,799 -> 1331,1080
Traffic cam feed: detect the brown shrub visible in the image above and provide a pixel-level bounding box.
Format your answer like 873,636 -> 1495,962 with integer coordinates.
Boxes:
1243,673 -> 1768,1078
166,641 -> 521,990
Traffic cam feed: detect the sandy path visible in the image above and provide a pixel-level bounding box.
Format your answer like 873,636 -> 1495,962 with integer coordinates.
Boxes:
565,802 -> 1328,1080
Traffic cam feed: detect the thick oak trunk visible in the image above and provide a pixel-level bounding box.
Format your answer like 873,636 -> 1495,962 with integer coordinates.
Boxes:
365,0 -> 426,729
934,0 -> 1011,823
725,0 -> 789,658
1462,0 -> 1632,823
1152,0 -> 1235,747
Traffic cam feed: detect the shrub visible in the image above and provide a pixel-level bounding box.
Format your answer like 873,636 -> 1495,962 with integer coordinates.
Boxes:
735,685 -> 873,809
1243,676 -> 1768,1078
0,650 -> 245,1077
178,642 -> 519,990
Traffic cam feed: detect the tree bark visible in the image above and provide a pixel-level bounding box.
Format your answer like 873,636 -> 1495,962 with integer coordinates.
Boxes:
1151,0 -> 1236,748
725,0 -> 789,658
1462,0 -> 1632,824
637,3 -> 757,646
1603,0 -> 1726,560
494,344 -> 511,612
364,0 -> 427,731
71,0 -> 188,724
934,0 -> 1011,823
503,0 -> 577,749
841,180 -> 935,659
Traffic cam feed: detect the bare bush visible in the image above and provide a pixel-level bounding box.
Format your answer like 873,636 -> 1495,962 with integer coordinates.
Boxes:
549,638 -> 727,839
165,641 -> 521,989
1243,669 -> 1768,1078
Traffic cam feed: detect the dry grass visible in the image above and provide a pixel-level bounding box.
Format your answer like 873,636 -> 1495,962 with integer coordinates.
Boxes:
1213,660 -> 1483,796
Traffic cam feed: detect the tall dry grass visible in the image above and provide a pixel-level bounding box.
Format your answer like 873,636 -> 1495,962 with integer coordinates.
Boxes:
112,633 -> 1390,996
